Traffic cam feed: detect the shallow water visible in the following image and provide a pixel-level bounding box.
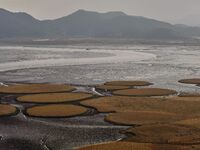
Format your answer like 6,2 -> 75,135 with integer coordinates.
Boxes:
0,44 -> 199,92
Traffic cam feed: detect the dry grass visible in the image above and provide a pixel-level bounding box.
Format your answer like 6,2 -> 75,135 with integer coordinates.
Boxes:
126,124 -> 200,145
169,96 -> 200,102
178,78 -> 200,85
0,84 -> 75,94
96,85 -> 130,91
26,104 -> 87,118
17,92 -> 92,104
0,104 -> 17,116
76,141 -> 183,150
81,96 -> 200,115
105,111 -> 184,125
113,88 -> 177,96
175,118 -> 200,128
104,81 -> 152,86
178,92 -> 200,97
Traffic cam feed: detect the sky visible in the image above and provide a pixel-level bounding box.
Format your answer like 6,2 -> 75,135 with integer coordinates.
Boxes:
0,0 -> 200,25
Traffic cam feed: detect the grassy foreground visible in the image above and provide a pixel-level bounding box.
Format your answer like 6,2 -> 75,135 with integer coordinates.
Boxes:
0,79 -> 200,149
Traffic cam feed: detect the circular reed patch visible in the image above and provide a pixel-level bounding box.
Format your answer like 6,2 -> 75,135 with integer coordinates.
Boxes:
96,85 -> 130,91
179,92 -> 200,97
81,96 -> 200,115
105,111 -> 183,126
178,78 -> 200,85
76,142 -> 182,150
113,88 -> 177,96
0,104 -> 18,117
17,92 -> 93,104
169,96 -> 200,102
176,118 -> 200,128
26,104 -> 87,118
104,81 -> 152,86
126,124 -> 200,145
0,84 -> 75,94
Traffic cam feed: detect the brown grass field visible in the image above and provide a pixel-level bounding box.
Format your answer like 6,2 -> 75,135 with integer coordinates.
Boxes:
169,96 -> 200,101
96,85 -> 130,91
17,92 -> 93,103
76,141 -> 188,150
105,111 -> 184,125
104,81 -> 152,86
0,104 -> 18,116
81,96 -> 200,115
178,92 -> 200,97
0,84 -> 75,94
26,104 -> 87,117
175,118 -> 200,128
126,124 -> 200,145
113,88 -> 177,96
178,78 -> 200,85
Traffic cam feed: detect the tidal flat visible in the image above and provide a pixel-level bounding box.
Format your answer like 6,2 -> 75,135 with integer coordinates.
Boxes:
0,42 -> 200,149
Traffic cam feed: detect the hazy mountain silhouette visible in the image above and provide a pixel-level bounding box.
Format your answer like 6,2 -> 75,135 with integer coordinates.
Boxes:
1,8 -> 200,39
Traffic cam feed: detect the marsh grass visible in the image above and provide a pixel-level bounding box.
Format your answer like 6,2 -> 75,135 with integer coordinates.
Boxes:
178,79 -> 200,85
126,124 -> 200,145
0,84 -> 75,94
169,96 -> 200,101
96,85 -> 130,91
178,92 -> 200,97
0,104 -> 18,117
17,92 -> 93,104
76,141 -> 182,150
26,104 -> 87,118
81,96 -> 200,115
113,88 -> 177,96
104,81 -> 152,86
105,111 -> 184,125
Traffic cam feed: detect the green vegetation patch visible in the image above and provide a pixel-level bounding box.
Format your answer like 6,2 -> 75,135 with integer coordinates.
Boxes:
113,88 -> 177,96
104,81 -> 152,86
0,84 -> 75,94
0,104 -> 18,117
76,142 -> 182,150
105,111 -> 184,126
17,92 -> 93,104
126,124 -> 200,145
26,104 -> 87,118
178,78 -> 200,85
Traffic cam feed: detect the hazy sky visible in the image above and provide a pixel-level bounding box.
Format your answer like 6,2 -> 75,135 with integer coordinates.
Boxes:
0,0 -> 199,23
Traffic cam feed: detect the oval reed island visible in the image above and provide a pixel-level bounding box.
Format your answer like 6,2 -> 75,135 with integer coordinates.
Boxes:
76,142 -> 183,150
96,85 -> 130,91
105,111 -> 184,125
113,88 -> 177,96
17,92 -> 93,104
0,84 -> 75,94
104,81 -> 152,86
26,104 -> 87,118
0,104 -> 18,117
178,78 -> 200,85
126,124 -> 200,145
81,96 -> 200,115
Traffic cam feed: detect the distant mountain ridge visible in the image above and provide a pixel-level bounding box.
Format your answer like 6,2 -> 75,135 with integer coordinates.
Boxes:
1,8 -> 200,39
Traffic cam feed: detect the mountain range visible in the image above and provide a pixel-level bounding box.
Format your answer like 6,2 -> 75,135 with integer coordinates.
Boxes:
1,8 -> 200,39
